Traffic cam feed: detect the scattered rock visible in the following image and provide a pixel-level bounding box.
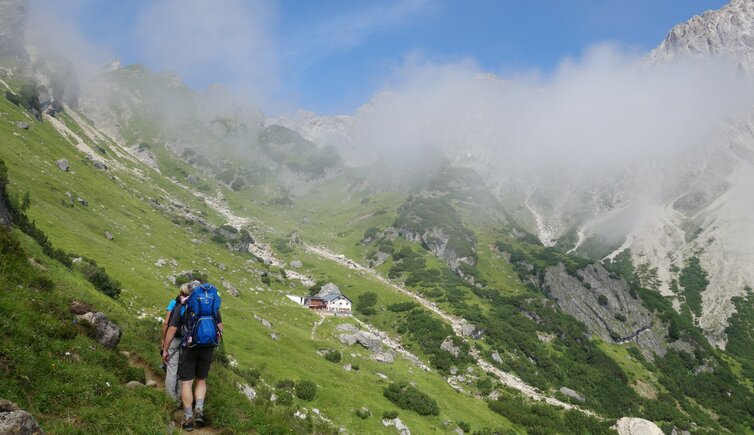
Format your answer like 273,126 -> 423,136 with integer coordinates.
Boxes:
0,400 -> 42,435
559,387 -> 586,402
218,263 -> 227,271
336,323 -> 358,333
64,191 -> 74,206
376,373 -> 389,380
338,334 -> 358,346
221,280 -> 240,297
454,428 -> 464,435
154,258 -> 177,268
237,382 -> 256,401
270,332 -> 279,340
613,417 -> 663,435
460,323 -> 476,337
440,336 -> 461,358
187,175 -> 198,184
491,351 -> 503,364
354,331 -> 382,351
450,366 -> 458,375
343,364 -> 352,371
56,159 -> 69,171
372,352 -> 395,364
290,260 -> 303,268
93,161 -> 107,170
253,314 -> 272,329
126,381 -> 145,389
76,311 -> 122,349
146,380 -> 158,388
15,121 -> 28,130
317,283 -> 341,297
294,410 -> 306,420
104,231 -> 113,240
382,417 -> 411,435
69,300 -> 93,315
76,196 -> 88,207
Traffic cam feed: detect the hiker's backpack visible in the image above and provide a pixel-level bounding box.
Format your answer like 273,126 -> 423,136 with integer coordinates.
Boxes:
181,283 -> 222,348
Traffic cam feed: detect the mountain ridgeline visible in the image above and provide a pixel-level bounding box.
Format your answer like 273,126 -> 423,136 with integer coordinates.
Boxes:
2,0 -> 754,433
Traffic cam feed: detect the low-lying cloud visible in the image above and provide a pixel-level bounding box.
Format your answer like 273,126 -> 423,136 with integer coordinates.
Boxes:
353,45 -> 753,186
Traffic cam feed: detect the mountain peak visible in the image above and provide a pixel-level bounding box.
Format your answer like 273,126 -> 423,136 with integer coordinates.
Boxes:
648,0 -> 754,69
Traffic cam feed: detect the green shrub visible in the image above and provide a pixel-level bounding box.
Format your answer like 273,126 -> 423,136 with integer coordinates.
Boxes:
324,350 -> 342,363
175,270 -> 208,286
276,379 -> 295,390
276,390 -> 294,406
29,276 -> 54,291
5,90 -> 21,106
295,380 -> 317,401
355,407 -> 371,419
383,382 -> 439,416
597,295 -> 608,306
77,261 -> 121,298
387,301 -> 418,312
356,291 -> 378,315
457,421 -> 471,432
382,410 -> 399,419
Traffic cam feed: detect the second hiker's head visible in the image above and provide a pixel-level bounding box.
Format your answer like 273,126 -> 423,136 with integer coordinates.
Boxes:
179,283 -> 192,296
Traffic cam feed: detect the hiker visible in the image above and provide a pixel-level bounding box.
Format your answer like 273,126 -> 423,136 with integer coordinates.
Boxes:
160,282 -> 192,405
163,281 -> 223,431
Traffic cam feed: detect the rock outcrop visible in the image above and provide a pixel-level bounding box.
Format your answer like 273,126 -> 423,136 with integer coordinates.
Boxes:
76,311 -> 122,349
543,263 -> 667,358
558,386 -> 585,402
0,399 -> 43,435
613,417 -> 663,435
221,279 -> 240,297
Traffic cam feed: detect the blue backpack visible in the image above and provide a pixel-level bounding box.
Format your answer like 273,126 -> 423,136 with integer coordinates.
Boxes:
181,283 -> 222,348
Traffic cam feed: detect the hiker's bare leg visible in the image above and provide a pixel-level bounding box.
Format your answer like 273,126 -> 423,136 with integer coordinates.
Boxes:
181,380 -> 194,409
195,378 -> 207,401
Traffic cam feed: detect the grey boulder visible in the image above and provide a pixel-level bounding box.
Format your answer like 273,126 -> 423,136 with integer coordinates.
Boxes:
76,311 -> 122,349
0,401 -> 43,435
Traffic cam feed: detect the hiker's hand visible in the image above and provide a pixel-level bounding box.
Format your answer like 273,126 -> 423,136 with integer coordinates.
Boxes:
162,349 -> 169,362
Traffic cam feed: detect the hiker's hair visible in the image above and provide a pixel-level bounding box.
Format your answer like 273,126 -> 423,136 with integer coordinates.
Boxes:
179,284 -> 191,296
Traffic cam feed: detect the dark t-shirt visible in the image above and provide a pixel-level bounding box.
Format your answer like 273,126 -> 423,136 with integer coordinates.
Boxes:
168,304 -> 222,329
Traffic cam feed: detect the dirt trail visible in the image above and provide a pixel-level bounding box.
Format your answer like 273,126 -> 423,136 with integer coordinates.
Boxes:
304,244 -> 592,414
126,353 -> 221,434
193,189 -> 590,413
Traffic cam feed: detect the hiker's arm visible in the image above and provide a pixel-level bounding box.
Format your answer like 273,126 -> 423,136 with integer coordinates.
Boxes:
162,326 -> 177,361
160,312 -> 170,343
216,310 -> 224,339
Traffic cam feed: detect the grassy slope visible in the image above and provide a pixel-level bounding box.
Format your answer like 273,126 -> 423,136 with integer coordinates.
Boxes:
0,96 -> 515,432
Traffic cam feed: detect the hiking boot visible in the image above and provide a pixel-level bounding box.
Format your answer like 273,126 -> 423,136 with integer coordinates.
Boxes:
181,416 -> 194,432
194,409 -> 205,427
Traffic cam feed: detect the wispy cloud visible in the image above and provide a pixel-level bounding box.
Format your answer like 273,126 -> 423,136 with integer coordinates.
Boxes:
284,0 -> 437,64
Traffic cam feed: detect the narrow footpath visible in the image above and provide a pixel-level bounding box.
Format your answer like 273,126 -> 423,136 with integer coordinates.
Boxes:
126,353 -> 220,434
304,244 -> 592,414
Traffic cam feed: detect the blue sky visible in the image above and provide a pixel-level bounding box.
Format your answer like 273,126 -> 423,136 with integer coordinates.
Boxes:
34,0 -> 728,115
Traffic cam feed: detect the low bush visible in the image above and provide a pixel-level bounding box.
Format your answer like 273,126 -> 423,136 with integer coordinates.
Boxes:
382,410 -> 399,419
295,380 -> 317,401
383,382 -> 439,416
324,350 -> 342,363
